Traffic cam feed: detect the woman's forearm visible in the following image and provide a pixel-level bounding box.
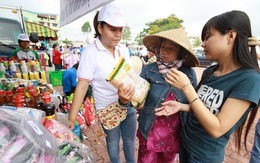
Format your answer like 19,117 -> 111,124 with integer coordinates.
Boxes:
69,80 -> 89,123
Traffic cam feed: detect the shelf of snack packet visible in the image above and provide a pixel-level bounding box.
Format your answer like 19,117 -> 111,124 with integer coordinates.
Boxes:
0,56 -> 47,81
0,77 -> 97,162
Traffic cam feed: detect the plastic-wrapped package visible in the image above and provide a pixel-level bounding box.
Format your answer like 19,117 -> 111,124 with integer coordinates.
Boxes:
55,112 -> 70,127
0,109 -> 60,162
81,98 -> 96,127
58,141 -> 96,163
50,93 -> 61,111
1,106 -> 46,123
44,118 -> 81,143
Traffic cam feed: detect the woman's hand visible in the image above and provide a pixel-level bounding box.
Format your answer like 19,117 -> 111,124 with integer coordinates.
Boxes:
155,100 -> 182,116
166,68 -> 191,91
68,120 -> 75,130
118,83 -> 135,104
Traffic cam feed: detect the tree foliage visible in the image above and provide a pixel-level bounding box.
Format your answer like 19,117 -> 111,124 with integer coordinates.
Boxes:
81,21 -> 92,43
134,31 -> 147,46
145,14 -> 184,34
122,27 -> 131,44
62,38 -> 72,45
135,14 -> 184,45
192,36 -> 202,48
81,21 -> 91,34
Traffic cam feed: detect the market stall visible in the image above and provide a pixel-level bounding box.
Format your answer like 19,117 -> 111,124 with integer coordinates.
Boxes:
0,56 -> 96,162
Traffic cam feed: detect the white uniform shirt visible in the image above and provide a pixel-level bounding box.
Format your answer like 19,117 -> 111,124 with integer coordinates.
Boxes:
78,38 -> 132,110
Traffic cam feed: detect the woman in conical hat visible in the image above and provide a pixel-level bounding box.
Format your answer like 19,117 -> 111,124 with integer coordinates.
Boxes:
156,10 -> 260,162
137,28 -> 198,163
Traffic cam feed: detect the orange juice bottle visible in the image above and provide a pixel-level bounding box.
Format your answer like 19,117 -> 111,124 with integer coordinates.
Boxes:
35,60 -> 41,71
15,72 -> 22,79
29,72 -> 35,80
34,72 -> 40,80
22,72 -> 29,80
40,71 -> 46,81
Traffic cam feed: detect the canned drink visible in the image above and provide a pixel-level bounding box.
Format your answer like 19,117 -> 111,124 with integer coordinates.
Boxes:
29,72 -> 35,80
34,72 -> 40,80
40,71 -> 46,81
22,72 -> 29,80
15,72 -> 22,79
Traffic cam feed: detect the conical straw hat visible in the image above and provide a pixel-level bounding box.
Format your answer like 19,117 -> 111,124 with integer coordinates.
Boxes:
143,28 -> 199,67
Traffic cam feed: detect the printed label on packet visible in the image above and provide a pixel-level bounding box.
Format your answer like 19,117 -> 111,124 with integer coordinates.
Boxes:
45,140 -> 52,148
26,120 -> 43,135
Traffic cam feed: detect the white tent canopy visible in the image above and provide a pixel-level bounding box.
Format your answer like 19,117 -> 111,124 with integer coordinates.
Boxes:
60,0 -> 115,27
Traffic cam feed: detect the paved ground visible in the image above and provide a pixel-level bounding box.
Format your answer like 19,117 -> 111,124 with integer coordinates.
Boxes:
48,60 -> 259,163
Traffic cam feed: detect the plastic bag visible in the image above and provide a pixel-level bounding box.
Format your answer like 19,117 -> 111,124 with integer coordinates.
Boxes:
1,106 -> 46,123
55,112 -> 70,128
58,141 -> 96,163
44,118 -> 81,143
0,109 -> 59,162
81,98 -> 96,126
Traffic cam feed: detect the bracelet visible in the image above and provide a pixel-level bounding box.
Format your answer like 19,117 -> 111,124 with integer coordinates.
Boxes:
189,97 -> 199,105
181,82 -> 192,91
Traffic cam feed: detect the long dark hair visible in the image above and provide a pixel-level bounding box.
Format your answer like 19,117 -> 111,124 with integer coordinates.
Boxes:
200,10 -> 259,152
93,11 -> 106,38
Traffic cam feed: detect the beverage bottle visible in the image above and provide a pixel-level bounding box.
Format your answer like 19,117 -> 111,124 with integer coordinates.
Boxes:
27,82 -> 36,93
26,59 -> 31,72
22,72 -> 29,80
2,57 -> 8,67
9,60 -> 17,72
0,90 -> 6,105
15,87 -> 26,107
61,94 -> 68,113
34,72 -> 40,80
72,121 -> 81,137
30,60 -> 36,72
41,93 -> 56,119
26,83 -> 36,107
16,87 -> 25,97
29,72 -> 35,80
15,72 -> 22,79
29,90 -> 43,109
0,62 -> 6,73
5,90 -> 13,106
12,82 -> 19,93
0,79 -> 6,90
12,96 -> 25,107
40,71 -> 46,81
5,83 -> 13,91
35,60 -> 41,71
20,60 -> 28,73
87,85 -> 94,104
20,60 -> 26,66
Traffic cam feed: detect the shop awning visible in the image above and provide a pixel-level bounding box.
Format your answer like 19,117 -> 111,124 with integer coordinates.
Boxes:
25,21 -> 58,40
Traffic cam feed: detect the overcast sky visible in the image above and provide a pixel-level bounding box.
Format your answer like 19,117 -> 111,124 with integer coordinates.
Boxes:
1,0 -> 260,42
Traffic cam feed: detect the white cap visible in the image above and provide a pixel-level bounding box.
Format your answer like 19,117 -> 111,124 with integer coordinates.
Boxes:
98,4 -> 126,27
18,34 -> 30,41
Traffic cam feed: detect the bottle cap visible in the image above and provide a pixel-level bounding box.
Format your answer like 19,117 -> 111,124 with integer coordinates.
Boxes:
27,85 -> 35,91
17,87 -> 25,93
42,93 -> 51,103
0,90 -> 5,95
6,90 -> 13,95
29,90 -> 38,96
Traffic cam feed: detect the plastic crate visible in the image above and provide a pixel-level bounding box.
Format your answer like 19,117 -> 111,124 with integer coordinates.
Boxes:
49,71 -> 62,86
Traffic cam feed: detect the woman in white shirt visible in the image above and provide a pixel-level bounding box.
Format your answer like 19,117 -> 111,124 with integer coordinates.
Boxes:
68,4 -> 137,163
